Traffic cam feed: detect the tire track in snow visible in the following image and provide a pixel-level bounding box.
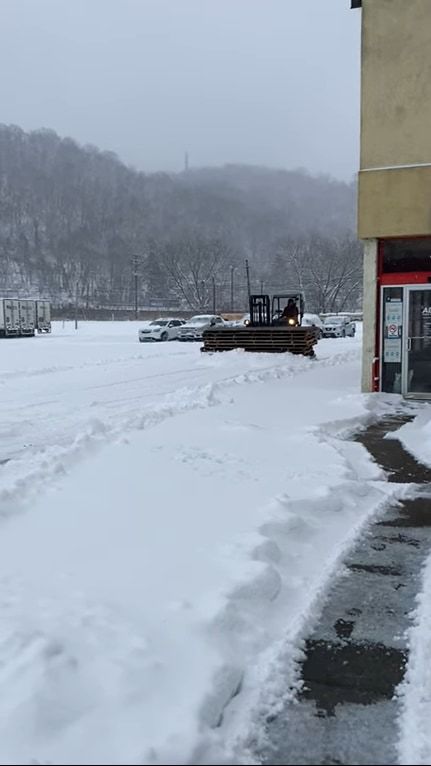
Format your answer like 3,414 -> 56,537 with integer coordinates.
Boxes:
0,349 -> 359,516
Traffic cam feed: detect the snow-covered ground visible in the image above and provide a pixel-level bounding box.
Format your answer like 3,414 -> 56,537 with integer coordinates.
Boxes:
395,409 -> 431,467
0,320 -> 426,764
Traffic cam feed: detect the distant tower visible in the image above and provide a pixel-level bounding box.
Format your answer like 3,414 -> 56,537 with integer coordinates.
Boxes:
184,151 -> 189,173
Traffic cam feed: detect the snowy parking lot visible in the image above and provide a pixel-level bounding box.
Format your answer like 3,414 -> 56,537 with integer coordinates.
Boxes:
0,321 -> 429,764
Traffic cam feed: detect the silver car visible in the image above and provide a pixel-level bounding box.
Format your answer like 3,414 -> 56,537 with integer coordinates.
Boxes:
322,316 -> 356,338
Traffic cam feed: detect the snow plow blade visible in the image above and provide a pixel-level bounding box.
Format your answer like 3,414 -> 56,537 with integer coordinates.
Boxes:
201,326 -> 318,356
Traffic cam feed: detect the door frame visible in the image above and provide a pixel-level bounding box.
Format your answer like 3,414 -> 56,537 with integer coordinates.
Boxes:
402,284 -> 431,399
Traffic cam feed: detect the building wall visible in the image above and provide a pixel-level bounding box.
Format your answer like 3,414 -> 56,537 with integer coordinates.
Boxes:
359,166 -> 431,239
358,0 -> 431,239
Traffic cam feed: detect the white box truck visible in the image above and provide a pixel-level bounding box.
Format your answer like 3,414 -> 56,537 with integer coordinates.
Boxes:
36,300 -> 51,333
0,299 -> 20,336
18,299 -> 36,336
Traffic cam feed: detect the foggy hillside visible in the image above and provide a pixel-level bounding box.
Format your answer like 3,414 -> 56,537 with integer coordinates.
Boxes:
0,124 -> 360,313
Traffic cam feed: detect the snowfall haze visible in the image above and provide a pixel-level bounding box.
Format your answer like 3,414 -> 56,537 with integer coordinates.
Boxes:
0,0 -> 360,178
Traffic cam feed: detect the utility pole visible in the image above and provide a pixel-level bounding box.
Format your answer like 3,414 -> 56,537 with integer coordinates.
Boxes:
260,279 -> 264,294
245,259 -> 251,299
74,282 -> 78,330
184,151 -> 189,173
230,266 -> 234,312
132,254 -> 140,319
212,276 -> 216,314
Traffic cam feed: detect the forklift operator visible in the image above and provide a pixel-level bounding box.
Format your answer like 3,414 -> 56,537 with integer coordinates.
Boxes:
282,298 -> 299,324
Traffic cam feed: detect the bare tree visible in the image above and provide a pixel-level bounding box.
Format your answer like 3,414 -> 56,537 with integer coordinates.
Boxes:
269,235 -> 362,314
0,123 -> 358,309
156,235 -> 231,311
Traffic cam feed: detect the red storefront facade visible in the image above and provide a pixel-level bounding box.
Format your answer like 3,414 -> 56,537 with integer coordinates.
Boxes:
353,0 -> 431,400
374,238 -> 431,397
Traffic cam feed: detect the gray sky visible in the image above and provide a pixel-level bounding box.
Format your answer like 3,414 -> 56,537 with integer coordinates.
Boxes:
0,0 -> 360,179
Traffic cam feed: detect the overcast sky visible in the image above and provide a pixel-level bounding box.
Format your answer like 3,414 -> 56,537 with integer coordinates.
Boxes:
0,0 -> 360,179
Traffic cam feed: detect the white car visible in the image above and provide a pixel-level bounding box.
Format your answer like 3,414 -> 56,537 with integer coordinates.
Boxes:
322,316 -> 356,338
138,318 -> 185,342
301,313 -> 324,338
178,314 -> 226,341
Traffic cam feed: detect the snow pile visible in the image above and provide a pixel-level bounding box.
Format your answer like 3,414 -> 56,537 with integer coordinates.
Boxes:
0,426 -> 392,765
398,553 -> 431,766
393,405 -> 431,466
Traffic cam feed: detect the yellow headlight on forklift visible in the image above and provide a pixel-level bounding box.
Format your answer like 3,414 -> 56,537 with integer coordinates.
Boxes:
288,318 -> 296,326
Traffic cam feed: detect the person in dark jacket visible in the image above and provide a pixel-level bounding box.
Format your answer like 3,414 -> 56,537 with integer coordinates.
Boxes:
282,298 -> 299,324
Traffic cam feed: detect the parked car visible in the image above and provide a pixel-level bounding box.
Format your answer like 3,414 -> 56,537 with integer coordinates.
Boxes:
138,318 -> 185,342
178,314 -> 226,341
322,316 -> 356,338
301,313 -> 324,338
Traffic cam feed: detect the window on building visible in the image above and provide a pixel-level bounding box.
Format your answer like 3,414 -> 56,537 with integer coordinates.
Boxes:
382,239 -> 431,273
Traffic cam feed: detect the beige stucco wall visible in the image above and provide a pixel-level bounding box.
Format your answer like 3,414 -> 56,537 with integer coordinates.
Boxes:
358,0 -> 431,240
358,166 -> 431,239
360,0 -> 431,170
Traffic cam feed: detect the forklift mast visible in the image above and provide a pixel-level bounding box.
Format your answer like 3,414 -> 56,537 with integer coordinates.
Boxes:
249,294 -> 271,326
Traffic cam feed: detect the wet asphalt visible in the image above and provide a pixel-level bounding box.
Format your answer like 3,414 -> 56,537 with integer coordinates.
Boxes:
257,413 -> 431,766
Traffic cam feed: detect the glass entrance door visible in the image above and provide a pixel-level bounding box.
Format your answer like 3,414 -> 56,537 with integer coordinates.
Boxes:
404,287 -> 431,398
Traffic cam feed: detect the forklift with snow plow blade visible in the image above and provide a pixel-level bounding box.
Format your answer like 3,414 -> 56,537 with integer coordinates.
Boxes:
201,292 -> 318,356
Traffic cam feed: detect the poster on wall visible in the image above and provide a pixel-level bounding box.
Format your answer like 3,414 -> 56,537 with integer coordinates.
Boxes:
384,298 -> 402,363
384,300 -> 402,336
384,337 -> 402,363
421,305 -> 431,336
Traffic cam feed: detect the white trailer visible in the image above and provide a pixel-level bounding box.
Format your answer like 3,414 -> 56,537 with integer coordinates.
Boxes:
18,299 -> 36,336
0,299 -> 20,336
36,300 -> 51,333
